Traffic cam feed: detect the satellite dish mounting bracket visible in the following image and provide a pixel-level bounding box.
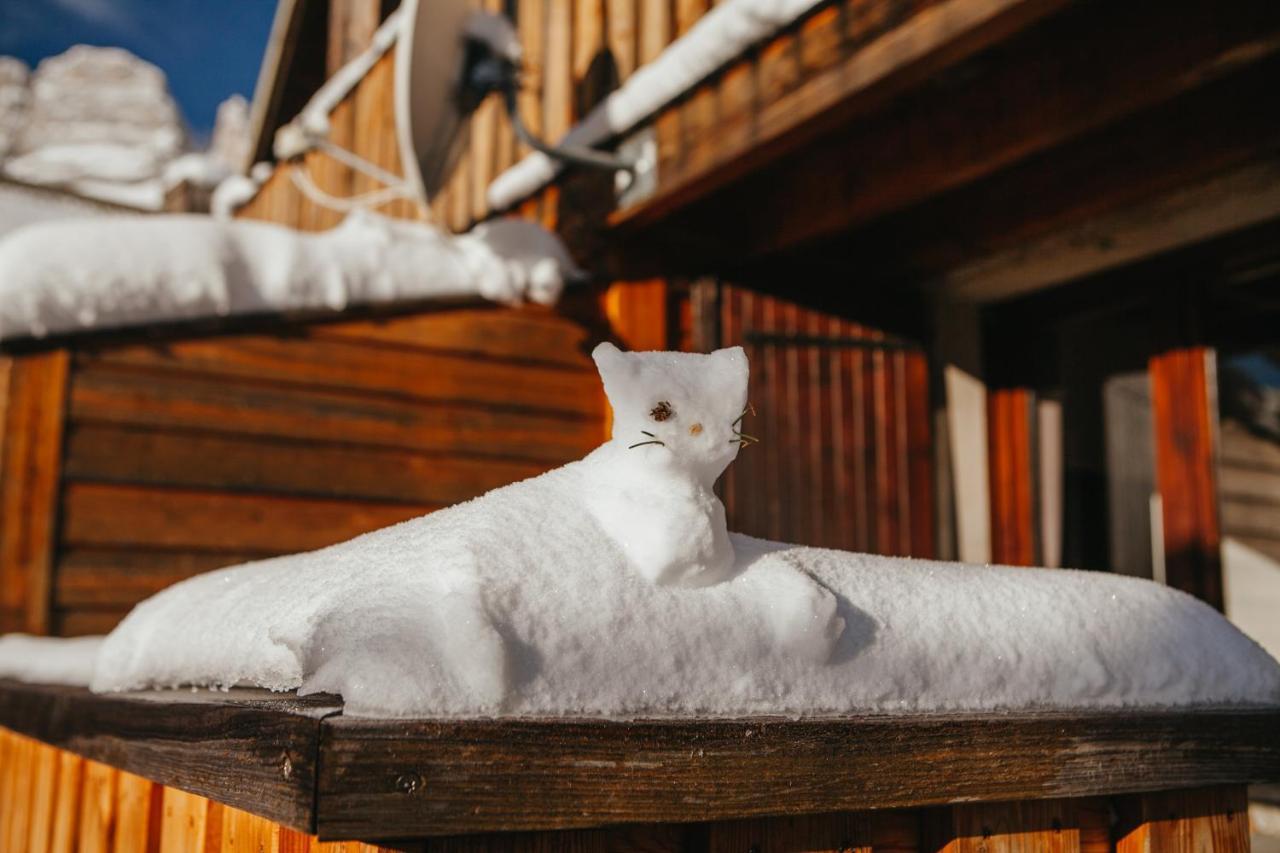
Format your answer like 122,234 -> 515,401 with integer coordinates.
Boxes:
460,38 -> 636,176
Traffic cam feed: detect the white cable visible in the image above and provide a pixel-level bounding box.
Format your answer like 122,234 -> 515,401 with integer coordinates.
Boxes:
288,164 -> 412,213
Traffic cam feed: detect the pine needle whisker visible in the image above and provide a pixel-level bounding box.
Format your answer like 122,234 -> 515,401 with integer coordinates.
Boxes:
628,439 -> 667,450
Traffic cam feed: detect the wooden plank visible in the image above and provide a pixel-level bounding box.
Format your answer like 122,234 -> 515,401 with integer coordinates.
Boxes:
930,797 -> 1111,853
309,306 -> 596,369
27,736 -> 62,853
516,0 -> 547,159
708,811 -> 870,853
50,748 -> 84,853
987,388 -> 1037,566
315,709 -> 1280,839
78,760 -> 118,853
3,727 -> 35,851
1150,349 -> 1223,610
221,804 -> 279,853
1115,785 -> 1250,853
61,483 -> 432,553
55,549 -> 267,609
0,349 -> 70,634
159,786 -> 212,853
113,770 -> 159,853
63,424 -> 546,506
0,682 -> 340,834
75,335 -> 602,418
544,0 -> 573,141
68,365 -> 601,465
905,352 -> 935,558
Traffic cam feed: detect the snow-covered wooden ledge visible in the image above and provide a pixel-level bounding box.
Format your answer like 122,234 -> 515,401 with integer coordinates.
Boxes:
1,679 -> 1278,843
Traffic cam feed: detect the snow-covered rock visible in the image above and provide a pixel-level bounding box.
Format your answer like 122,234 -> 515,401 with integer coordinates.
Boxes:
0,210 -> 583,341
0,46 -> 186,210
1,347 -> 1277,719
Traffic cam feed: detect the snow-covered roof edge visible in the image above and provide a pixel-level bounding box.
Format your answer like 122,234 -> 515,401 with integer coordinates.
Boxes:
486,0 -> 823,211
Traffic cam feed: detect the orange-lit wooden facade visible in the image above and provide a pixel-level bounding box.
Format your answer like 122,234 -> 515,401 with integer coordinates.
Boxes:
2,0 -> 1280,849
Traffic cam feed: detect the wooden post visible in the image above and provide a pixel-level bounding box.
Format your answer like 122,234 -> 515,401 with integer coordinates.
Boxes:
988,387 -> 1038,566
0,349 -> 70,635
1149,348 -> 1223,610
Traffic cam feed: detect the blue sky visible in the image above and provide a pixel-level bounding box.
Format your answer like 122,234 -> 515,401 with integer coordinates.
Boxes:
0,0 -> 277,141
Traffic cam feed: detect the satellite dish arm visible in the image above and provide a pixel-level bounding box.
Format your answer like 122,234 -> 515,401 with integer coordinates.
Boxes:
501,88 -> 634,175
464,41 -> 634,175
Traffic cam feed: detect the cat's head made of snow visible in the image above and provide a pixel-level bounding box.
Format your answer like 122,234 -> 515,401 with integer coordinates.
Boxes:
593,343 -> 748,482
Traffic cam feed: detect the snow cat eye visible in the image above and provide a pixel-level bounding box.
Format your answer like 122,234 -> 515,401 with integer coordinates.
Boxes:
650,401 -> 674,422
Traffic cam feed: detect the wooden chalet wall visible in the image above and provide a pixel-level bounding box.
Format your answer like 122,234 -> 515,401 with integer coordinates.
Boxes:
717,285 -> 935,557
50,309 -> 605,635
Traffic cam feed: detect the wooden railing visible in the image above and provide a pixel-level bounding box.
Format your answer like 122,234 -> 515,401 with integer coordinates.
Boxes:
1,679 -> 1277,850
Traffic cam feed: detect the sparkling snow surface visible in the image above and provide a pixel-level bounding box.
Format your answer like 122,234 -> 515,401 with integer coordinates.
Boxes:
0,210 -> 581,341
4,347 -> 1276,718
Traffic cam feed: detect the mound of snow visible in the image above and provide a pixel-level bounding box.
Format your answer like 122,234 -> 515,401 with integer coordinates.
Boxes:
2,346 -> 1277,719
0,46 -> 185,210
0,210 -> 583,341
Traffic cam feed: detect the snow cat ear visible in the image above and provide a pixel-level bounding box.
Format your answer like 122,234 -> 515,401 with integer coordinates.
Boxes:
709,346 -> 749,400
592,342 -> 637,409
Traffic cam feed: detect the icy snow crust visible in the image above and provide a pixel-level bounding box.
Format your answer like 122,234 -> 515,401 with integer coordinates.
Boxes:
43,346 -> 1280,717
0,210 -> 581,341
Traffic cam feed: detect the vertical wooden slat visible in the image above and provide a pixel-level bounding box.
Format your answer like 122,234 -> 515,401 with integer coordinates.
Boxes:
905,351 -> 935,558
112,770 -> 159,853
1116,785 -> 1249,853
50,749 -> 85,853
0,348 -> 70,635
988,388 -> 1037,566
220,804 -> 278,853
931,797 -> 1111,853
78,760 -> 119,853
28,737 -> 62,853
516,0 -> 547,159
544,0 -> 574,141
160,787 -> 211,853
638,0 -> 671,64
3,729 -> 35,851
1150,348 -> 1223,610
606,0 -> 637,80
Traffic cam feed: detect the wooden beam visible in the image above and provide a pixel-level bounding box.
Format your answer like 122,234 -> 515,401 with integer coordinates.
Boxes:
614,0 -> 1076,230
946,160 -> 1280,304
2,681 -> 1278,842
623,0 -> 1280,264
0,350 -> 69,635
1150,348 -> 1224,610
0,682 -> 338,835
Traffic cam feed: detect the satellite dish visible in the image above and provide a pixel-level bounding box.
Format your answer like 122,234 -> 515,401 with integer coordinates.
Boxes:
395,0 -> 632,206
394,0 -> 474,204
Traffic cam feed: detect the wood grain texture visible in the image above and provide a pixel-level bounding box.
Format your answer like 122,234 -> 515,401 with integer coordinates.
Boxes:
0,348 -> 70,635
717,286 -> 932,556
1149,349 -> 1223,610
0,680 -> 341,834
315,709 -> 1280,838
1,710 -> 1274,847
1114,786 -> 1250,853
